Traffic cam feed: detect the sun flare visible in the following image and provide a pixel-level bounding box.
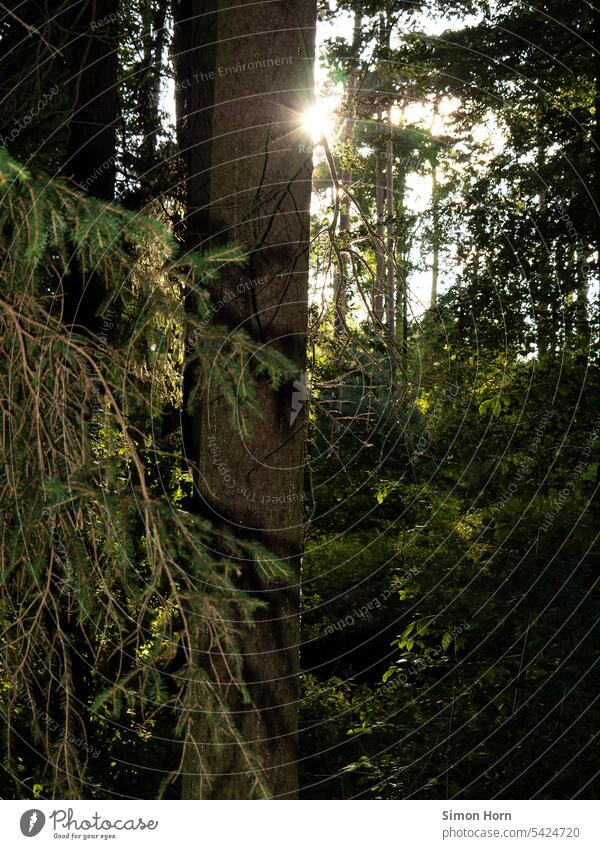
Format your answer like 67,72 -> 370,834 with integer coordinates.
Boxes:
302,98 -> 336,144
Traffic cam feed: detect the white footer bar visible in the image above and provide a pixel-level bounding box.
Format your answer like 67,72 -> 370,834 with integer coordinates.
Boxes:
1,800 -> 598,848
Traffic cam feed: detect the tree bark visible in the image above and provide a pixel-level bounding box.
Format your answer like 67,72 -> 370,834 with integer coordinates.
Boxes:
430,145 -> 439,309
140,0 -> 169,165
64,0 -> 118,200
122,0 -> 169,209
172,0 -> 219,460
62,0 -> 118,329
179,0 -> 316,799
385,110 -> 395,344
334,9 -> 361,338
374,109 -> 385,323
593,0 -> 600,336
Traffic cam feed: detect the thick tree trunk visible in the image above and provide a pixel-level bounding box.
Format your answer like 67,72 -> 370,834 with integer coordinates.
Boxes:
179,0 -> 316,799
62,0 -> 118,329
172,0 -> 218,249
172,0 -> 219,460
64,0 -> 118,200
593,1 -> 600,335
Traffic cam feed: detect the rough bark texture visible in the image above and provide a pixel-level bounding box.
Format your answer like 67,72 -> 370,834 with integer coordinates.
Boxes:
62,0 -> 118,329
593,1 -> 600,335
180,0 -> 316,799
64,0 -> 118,200
173,0 -> 219,459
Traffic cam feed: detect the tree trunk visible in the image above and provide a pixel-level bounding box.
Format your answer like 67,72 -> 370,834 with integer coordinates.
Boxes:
332,10 -> 360,436
374,109 -> 385,323
140,0 -> 168,165
431,145 -> 439,308
385,110 -> 395,345
179,0 -> 316,799
172,0 -> 218,250
334,10 -> 361,338
172,0 -> 219,460
62,0 -> 118,330
593,0 -> 600,337
575,248 -> 590,343
393,110 -> 409,377
395,161 -> 407,344
122,0 -> 169,209
64,0 -> 118,200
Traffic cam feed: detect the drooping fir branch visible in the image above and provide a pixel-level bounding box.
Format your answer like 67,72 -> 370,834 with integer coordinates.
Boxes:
0,149 -> 295,799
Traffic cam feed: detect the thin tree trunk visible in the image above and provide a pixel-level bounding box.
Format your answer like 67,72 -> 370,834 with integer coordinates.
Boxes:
395,162 -> 406,341
575,248 -> 590,342
140,0 -> 168,164
535,134 -> 551,357
374,7 -> 389,326
394,105 -> 408,374
431,146 -> 439,308
121,0 -> 169,210
429,99 -> 440,309
396,160 -> 408,376
374,108 -> 385,323
385,109 -> 395,345
402,257 -> 408,373
332,10 -> 360,436
180,0 -> 316,799
334,9 -> 361,338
